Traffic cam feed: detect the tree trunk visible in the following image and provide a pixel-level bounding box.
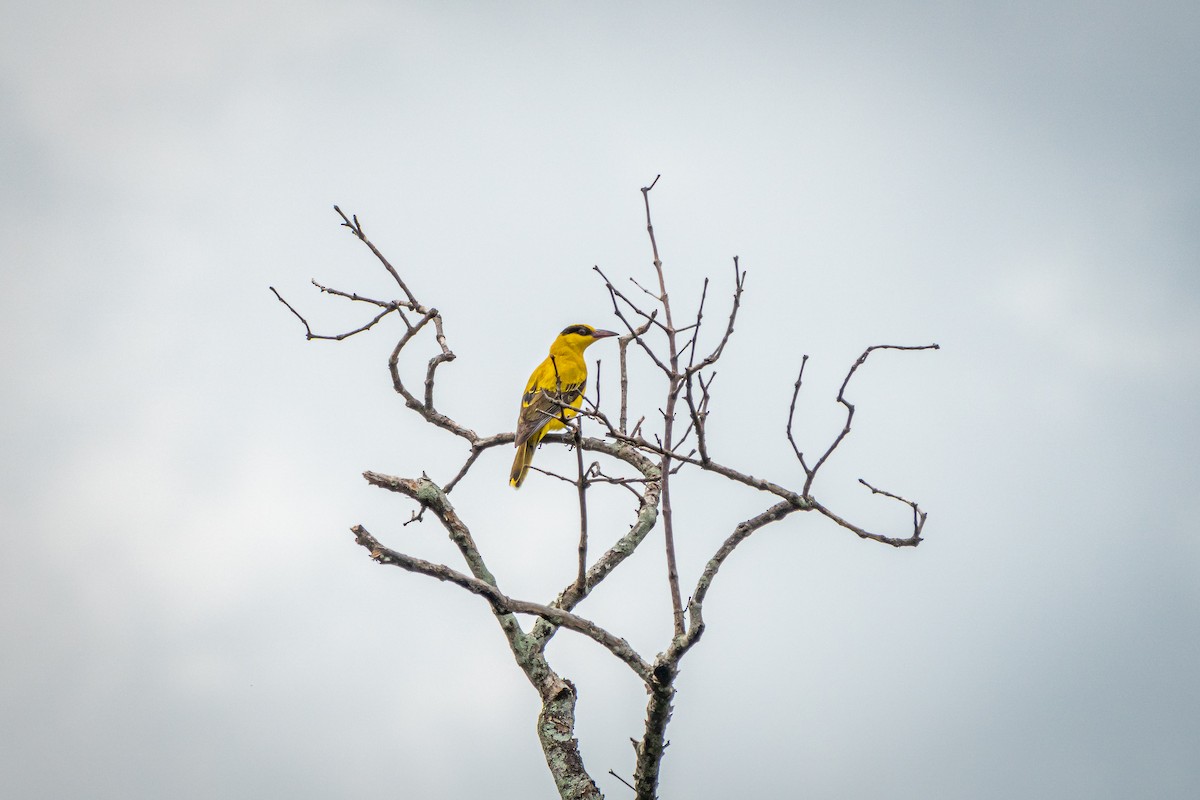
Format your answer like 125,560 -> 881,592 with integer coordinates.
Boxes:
538,676 -> 603,800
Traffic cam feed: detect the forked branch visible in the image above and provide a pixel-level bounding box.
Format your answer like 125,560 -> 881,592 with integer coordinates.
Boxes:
790,343 -> 940,497
355,480 -> 654,683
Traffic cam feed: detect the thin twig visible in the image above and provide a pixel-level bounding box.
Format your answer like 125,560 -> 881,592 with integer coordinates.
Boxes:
442,432 -> 512,494
858,478 -> 929,540
618,318 -> 654,434
683,257 -> 746,378
596,265 -> 671,375
629,275 -> 663,302
269,286 -> 401,341
423,314 -> 456,409
786,354 -> 811,473
801,343 -> 940,496
574,419 -> 588,595
608,770 -> 636,792
639,176 -> 686,640
334,205 -> 418,305
310,280 -> 401,309
683,277 -> 710,367
808,497 -> 926,547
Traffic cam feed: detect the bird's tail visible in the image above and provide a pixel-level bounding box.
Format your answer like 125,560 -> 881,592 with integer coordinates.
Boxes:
509,440 -> 538,488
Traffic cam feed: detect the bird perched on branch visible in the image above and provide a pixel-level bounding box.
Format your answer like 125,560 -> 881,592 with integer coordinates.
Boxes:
510,324 -> 618,488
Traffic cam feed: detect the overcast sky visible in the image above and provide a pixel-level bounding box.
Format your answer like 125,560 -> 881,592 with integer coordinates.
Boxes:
3,2 -> 1199,798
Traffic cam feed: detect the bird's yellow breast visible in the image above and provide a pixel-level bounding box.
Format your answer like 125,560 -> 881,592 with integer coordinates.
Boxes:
525,350 -> 588,395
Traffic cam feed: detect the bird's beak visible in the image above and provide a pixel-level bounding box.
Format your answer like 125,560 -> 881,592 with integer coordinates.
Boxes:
592,329 -> 619,339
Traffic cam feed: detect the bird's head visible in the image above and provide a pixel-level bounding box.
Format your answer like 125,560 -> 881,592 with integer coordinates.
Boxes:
555,323 -> 619,352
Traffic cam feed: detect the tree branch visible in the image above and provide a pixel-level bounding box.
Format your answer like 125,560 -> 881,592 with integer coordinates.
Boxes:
353,494 -> 654,683
434,431 -> 515,495
810,487 -> 927,548
573,421 -> 588,596
334,205 -> 418,305
633,658 -> 675,800
786,354 -> 811,474
529,437 -> 662,651
619,318 -> 655,434
681,499 -> 802,653
638,177 -> 687,641
606,429 -> 809,506
684,256 -> 746,378
268,286 -> 404,341
596,265 -> 671,376
800,343 -> 940,496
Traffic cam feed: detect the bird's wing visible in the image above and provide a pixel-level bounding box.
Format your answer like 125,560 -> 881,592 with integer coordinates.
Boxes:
514,380 -> 585,447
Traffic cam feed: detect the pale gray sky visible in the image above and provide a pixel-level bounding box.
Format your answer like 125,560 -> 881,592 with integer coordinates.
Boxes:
3,2 -> 1198,798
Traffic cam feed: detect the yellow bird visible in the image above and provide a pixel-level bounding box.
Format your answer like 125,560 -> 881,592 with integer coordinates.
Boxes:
510,324 -> 618,488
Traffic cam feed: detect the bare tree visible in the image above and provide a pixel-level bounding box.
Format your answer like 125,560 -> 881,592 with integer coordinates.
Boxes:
271,179 -> 938,799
